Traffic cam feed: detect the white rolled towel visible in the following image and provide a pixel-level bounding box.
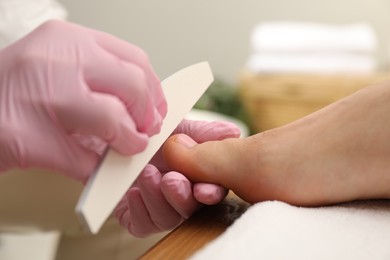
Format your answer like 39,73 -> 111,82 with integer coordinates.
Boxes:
246,52 -> 377,74
251,22 -> 377,54
191,200 -> 390,260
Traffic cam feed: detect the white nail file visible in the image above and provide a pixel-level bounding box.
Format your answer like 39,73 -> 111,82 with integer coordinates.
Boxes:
75,62 -> 214,234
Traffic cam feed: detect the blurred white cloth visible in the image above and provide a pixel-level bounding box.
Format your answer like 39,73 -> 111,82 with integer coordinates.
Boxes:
246,21 -> 378,74
247,52 -> 376,74
250,22 -> 377,53
191,200 -> 390,260
0,0 -> 67,49
0,230 -> 61,260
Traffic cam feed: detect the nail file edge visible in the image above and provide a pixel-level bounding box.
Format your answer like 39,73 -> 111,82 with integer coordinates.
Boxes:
75,62 -> 214,234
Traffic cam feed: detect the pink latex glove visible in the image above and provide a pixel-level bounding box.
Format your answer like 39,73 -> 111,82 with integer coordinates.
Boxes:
115,119 -> 241,237
0,20 -> 167,181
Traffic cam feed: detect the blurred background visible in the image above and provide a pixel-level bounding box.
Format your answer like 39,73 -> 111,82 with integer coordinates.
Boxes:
59,0 -> 390,81
1,1 -> 390,259
59,0 -> 390,134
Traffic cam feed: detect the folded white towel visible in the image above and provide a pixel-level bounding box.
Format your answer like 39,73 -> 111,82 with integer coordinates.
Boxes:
191,200 -> 390,260
246,52 -> 376,74
251,22 -> 377,53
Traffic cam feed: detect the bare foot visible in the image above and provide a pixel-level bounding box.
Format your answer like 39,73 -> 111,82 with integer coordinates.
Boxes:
162,82 -> 390,206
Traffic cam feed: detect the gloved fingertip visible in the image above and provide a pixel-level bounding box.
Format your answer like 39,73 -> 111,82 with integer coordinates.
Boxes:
157,99 -> 168,118
161,172 -> 201,218
113,122 -> 149,155
216,121 -> 242,138
193,183 -> 228,205
161,172 -> 190,197
137,164 -> 161,187
144,109 -> 163,136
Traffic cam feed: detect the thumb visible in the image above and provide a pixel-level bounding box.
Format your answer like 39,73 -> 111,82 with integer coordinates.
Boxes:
162,134 -> 249,198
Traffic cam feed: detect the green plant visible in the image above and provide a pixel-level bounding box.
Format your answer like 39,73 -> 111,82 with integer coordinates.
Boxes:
194,78 -> 251,130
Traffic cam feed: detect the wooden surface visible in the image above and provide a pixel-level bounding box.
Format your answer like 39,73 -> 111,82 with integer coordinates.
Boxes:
140,193 -> 250,259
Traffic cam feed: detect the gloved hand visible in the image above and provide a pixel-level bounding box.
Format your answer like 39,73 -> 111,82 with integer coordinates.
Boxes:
115,119 -> 241,237
0,20 -> 167,181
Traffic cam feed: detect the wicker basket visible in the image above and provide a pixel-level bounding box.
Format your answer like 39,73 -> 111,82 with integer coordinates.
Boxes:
239,71 -> 390,132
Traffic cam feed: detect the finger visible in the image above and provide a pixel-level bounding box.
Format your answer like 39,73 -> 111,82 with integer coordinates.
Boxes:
114,197 -> 132,231
193,183 -> 228,205
126,188 -> 161,237
161,171 -> 202,218
55,91 -> 148,155
173,119 -> 241,142
137,165 -> 183,230
84,51 -> 163,136
92,29 -> 167,118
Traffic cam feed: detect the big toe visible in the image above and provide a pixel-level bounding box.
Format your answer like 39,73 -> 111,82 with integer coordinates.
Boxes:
162,134 -> 243,191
